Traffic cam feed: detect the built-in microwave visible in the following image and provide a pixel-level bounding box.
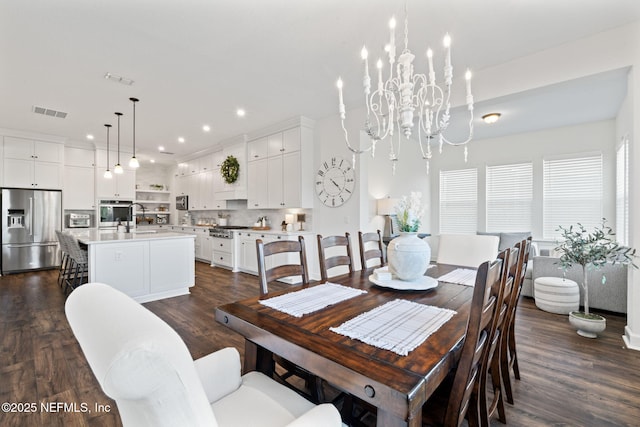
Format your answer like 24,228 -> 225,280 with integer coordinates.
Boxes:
176,195 -> 188,210
99,200 -> 133,228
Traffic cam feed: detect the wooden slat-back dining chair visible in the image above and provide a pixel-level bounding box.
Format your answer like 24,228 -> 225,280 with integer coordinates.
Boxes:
480,247 -> 518,426
317,233 -> 354,281
255,236 -> 323,403
358,230 -> 385,270
256,236 -> 309,297
500,237 -> 532,403
422,257 -> 505,427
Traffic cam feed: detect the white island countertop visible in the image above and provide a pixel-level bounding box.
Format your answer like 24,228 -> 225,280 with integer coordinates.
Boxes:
71,229 -> 196,245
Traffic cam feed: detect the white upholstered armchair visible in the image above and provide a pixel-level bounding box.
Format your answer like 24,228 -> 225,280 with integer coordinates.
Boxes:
65,283 -> 342,427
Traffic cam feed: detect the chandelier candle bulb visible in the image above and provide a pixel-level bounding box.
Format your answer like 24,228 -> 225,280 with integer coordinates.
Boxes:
337,78 -> 345,118
427,48 -> 435,84
361,46 -> 371,94
465,69 -> 473,107
389,17 -> 396,60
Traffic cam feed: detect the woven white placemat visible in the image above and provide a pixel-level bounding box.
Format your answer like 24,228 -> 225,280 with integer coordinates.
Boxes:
259,282 -> 366,317
437,268 -> 477,286
330,299 -> 456,356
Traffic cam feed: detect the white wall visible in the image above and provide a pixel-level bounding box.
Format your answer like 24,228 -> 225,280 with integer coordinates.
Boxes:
429,119 -> 616,239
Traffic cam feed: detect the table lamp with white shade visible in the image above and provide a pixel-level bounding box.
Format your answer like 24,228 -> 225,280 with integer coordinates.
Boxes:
377,198 -> 400,238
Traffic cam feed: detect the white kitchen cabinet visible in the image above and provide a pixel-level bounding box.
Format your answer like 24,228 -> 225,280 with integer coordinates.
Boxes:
246,122 -> 313,209
63,147 -> 95,210
235,231 -> 313,283
64,146 -> 95,167
247,137 -> 268,161
211,237 -> 234,269
168,226 -> 211,262
3,137 -> 63,189
237,231 -> 259,275
247,158 -> 269,209
175,173 -> 188,196
194,228 -> 211,262
64,166 -> 95,209
4,137 -> 63,163
95,149 -> 136,199
215,141 -> 247,200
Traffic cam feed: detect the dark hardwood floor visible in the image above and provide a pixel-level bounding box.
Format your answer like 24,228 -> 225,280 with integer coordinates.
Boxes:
1,262 -> 639,426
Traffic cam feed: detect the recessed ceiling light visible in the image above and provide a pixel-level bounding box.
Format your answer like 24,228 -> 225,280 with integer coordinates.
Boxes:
178,137 -> 185,143
86,134 -> 94,140
150,159 -> 156,163
482,113 -> 501,124
236,108 -> 246,117
158,146 -> 165,151
202,125 -> 210,132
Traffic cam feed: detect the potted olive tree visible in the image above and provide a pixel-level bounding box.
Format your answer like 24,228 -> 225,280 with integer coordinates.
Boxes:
556,219 -> 636,338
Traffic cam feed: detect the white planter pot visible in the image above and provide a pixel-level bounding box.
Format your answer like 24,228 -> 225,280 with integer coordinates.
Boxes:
387,232 -> 431,281
568,311 -> 606,338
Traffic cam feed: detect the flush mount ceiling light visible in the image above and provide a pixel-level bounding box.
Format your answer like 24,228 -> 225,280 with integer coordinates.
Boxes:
103,124 -> 113,179
482,113 -> 501,124
104,72 -> 134,86
128,97 -> 140,168
114,112 -> 124,174
336,1 -> 475,174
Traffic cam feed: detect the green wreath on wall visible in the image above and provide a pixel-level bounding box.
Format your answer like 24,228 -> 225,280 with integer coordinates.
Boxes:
221,155 -> 240,184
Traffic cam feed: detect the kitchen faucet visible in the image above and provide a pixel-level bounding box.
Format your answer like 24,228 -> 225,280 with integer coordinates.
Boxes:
126,203 -> 146,233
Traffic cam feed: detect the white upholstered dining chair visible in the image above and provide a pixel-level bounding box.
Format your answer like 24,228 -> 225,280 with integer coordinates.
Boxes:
436,234 -> 500,268
65,283 -> 342,427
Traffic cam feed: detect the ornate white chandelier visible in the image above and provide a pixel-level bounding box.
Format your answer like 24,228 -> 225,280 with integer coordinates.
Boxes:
336,4 -> 475,174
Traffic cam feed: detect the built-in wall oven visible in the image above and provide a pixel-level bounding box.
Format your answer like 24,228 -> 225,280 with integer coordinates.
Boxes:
99,200 -> 133,228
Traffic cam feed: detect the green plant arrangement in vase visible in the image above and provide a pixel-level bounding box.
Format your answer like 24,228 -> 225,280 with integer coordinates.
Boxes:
555,219 -> 637,337
221,155 -> 240,184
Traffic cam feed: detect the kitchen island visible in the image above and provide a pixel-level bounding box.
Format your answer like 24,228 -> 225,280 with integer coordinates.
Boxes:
71,229 -> 195,303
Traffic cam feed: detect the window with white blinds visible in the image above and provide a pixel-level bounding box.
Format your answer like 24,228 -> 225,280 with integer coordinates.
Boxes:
543,154 -> 603,240
439,168 -> 477,234
486,163 -> 533,232
616,137 -> 629,245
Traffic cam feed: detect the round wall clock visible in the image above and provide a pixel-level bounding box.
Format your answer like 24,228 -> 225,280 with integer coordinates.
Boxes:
315,156 -> 355,207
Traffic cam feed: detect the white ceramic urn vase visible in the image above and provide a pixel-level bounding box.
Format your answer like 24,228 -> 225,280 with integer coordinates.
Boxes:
387,232 -> 431,281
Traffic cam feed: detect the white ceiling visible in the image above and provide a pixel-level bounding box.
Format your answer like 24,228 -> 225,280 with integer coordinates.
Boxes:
0,0 -> 638,164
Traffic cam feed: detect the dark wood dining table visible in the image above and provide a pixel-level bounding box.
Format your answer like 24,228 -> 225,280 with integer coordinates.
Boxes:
215,264 -> 474,427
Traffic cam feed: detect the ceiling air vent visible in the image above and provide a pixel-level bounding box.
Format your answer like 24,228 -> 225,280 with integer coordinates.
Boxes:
160,151 -> 175,155
32,105 -> 68,119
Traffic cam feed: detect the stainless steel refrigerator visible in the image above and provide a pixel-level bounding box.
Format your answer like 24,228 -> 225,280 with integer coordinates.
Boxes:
1,188 -> 62,274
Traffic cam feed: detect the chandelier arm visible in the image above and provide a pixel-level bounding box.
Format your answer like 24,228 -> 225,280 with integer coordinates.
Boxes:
439,108 -> 475,146
341,119 -> 375,154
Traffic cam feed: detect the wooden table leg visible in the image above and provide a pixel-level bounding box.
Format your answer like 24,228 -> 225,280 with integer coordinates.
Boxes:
243,340 -> 274,377
377,408 -> 421,427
